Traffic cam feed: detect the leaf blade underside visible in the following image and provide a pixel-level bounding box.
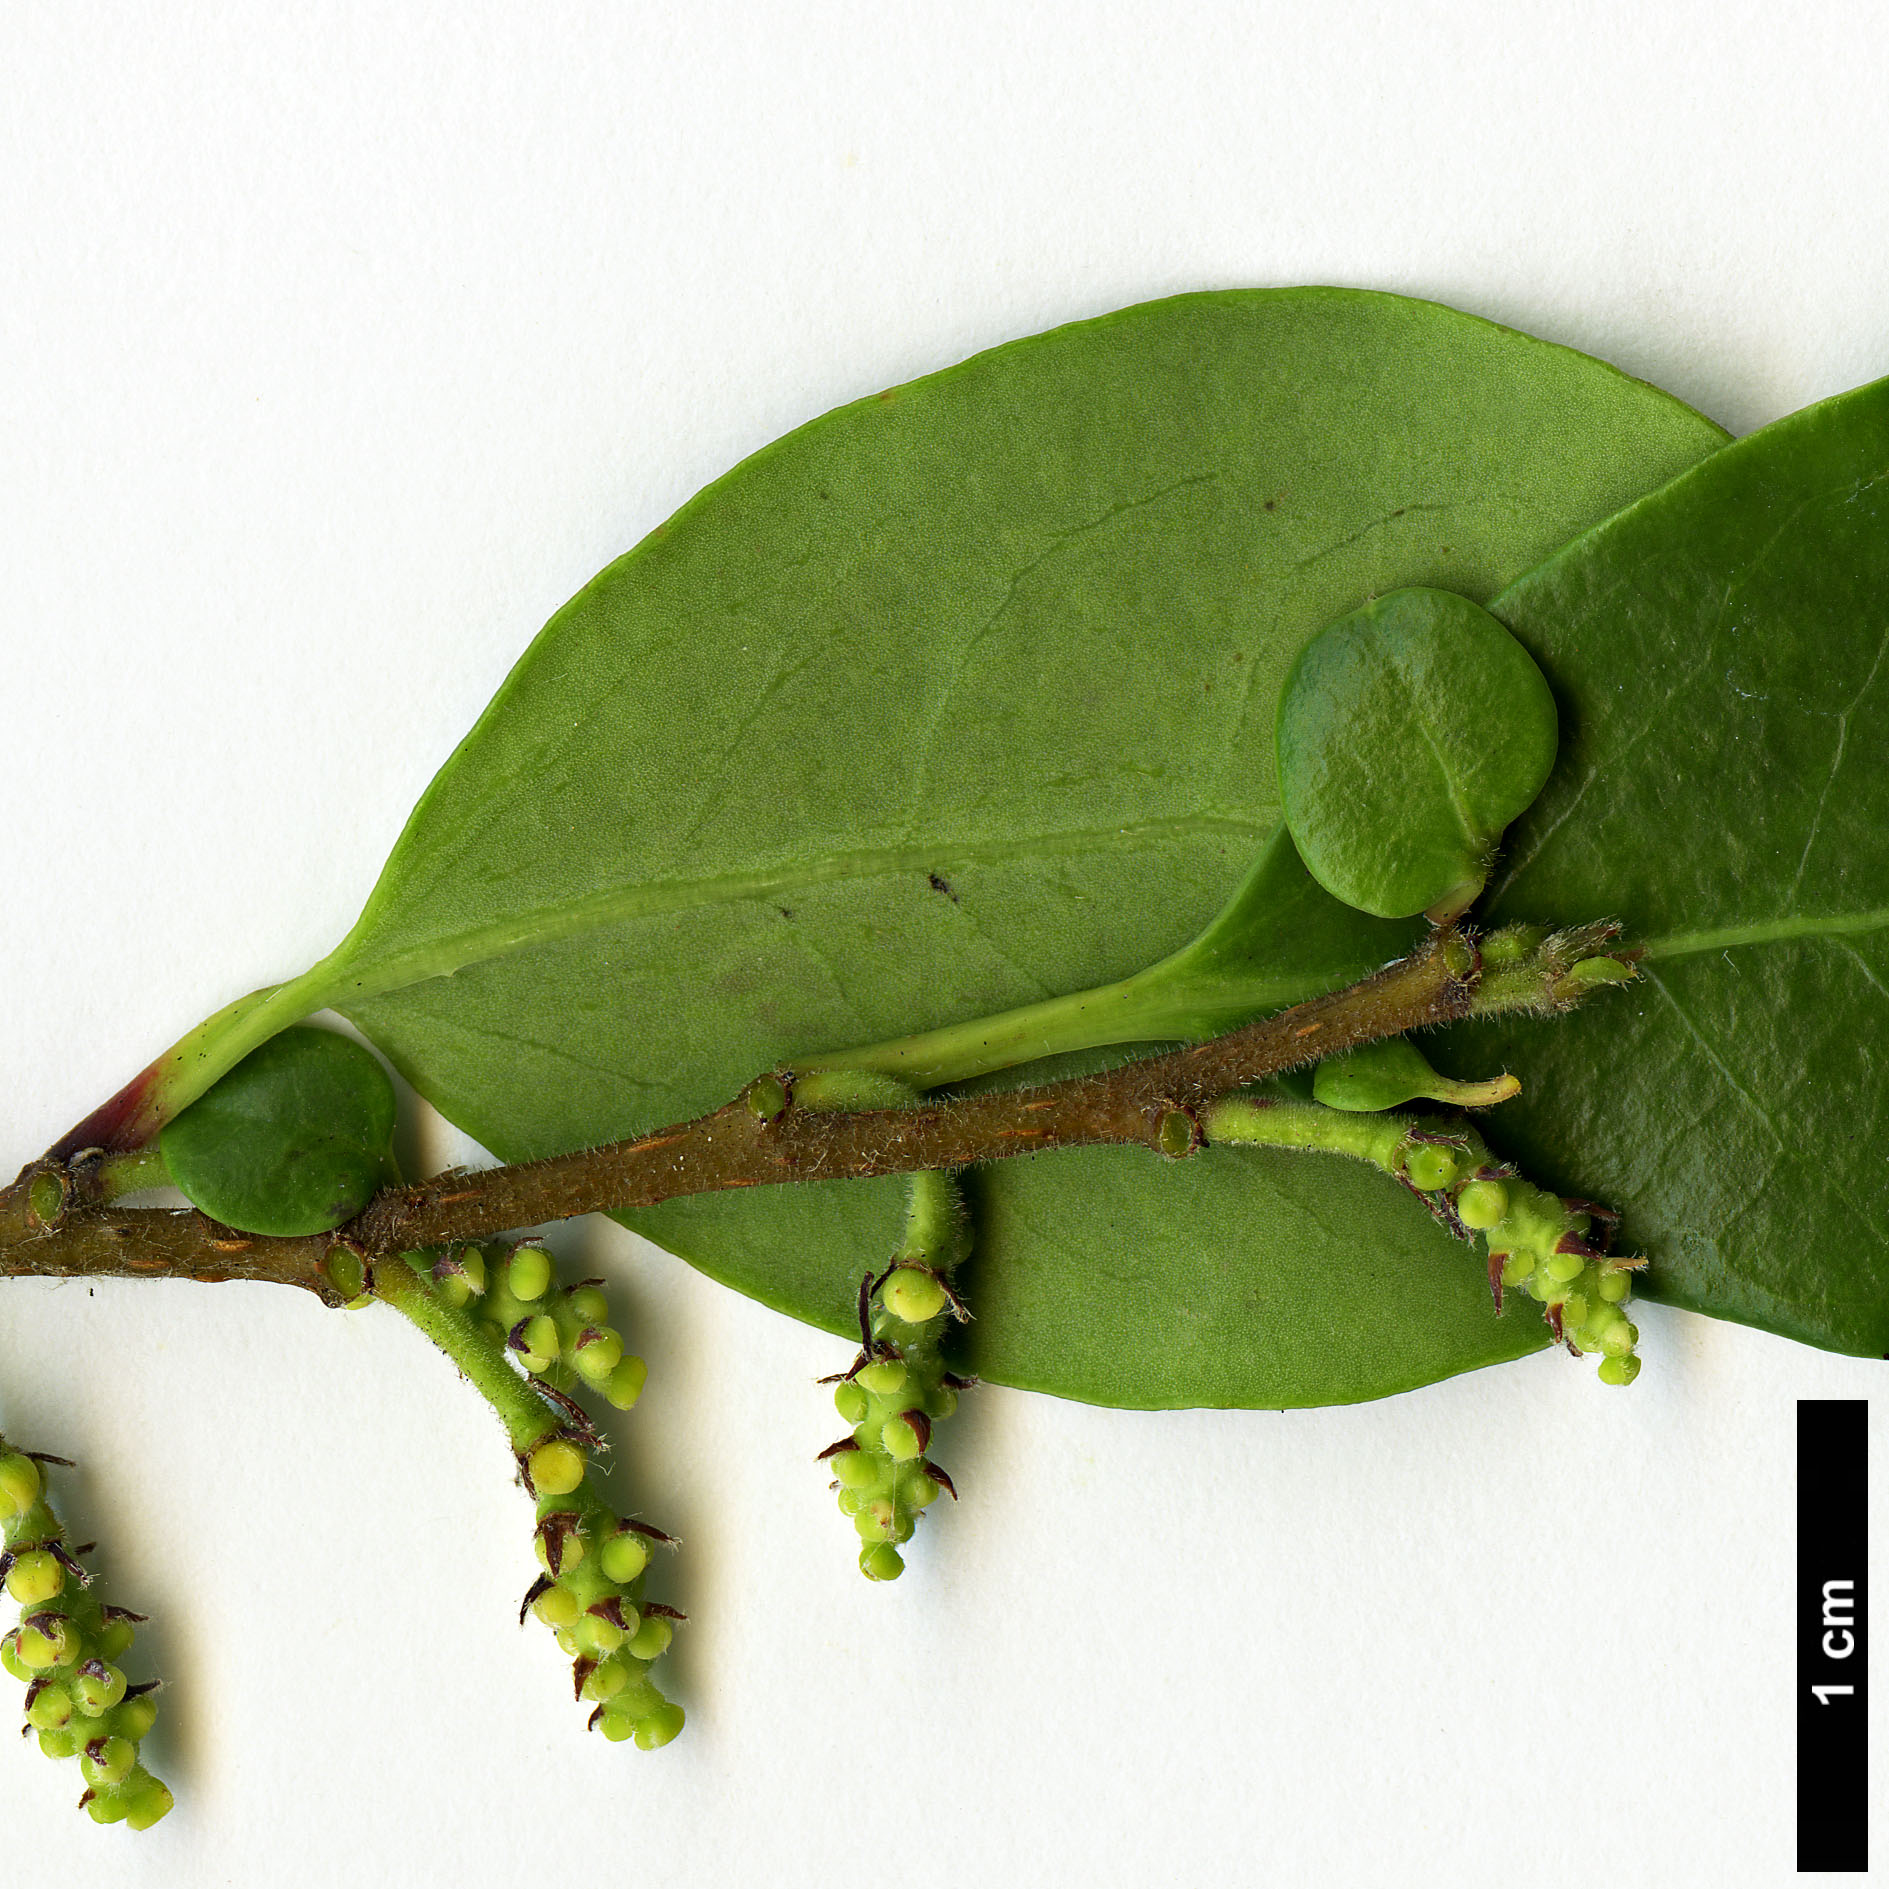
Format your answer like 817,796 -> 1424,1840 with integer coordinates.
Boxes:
326,288 -> 1727,1407
1453,374 -> 1889,1357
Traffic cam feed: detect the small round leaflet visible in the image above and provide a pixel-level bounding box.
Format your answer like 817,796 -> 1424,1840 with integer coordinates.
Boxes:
1275,587 -> 1558,919
160,1026 -> 396,1235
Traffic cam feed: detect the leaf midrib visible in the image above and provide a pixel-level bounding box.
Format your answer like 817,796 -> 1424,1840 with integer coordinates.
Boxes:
1637,907 -> 1889,961
322,811 -> 1274,1003
327,829 -> 1889,1013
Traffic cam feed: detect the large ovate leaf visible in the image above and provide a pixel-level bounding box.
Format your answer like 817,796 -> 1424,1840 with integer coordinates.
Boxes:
305,289 -> 1724,1409
1447,374 -> 1889,1357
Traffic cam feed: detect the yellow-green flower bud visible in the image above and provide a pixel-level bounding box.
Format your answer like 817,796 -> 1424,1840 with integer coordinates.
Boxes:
599,1530 -> 650,1586
574,1612 -> 624,1659
824,1167 -> 973,1582
568,1285 -> 609,1325
581,1656 -> 629,1703
515,1314 -> 560,1372
532,1584 -> 581,1630
114,1694 -> 159,1743
1598,1355 -> 1642,1387
84,1789 -> 131,1824
0,1452 -> 44,1519
1598,1268 -> 1632,1303
26,1681 -> 72,1730
73,1661 -> 127,1716
37,1727 -> 78,1760
508,1245 -> 553,1302
17,1617 -> 77,1670
1582,1300 -> 1623,1341
0,1632 -> 32,1682
534,1513 -> 586,1578
528,1440 -> 587,1496
1455,1179 -> 1509,1230
125,1777 -> 175,1831
96,1619 -> 136,1663
832,1449 -> 880,1491
634,1701 -> 685,1750
626,1615 -> 672,1661
606,1356 -> 649,1411
573,1328 -> 624,1385
1404,1143 -> 1459,1192
853,1498 -> 896,1543
1481,924 -> 1544,967
81,1736 -> 136,1788
7,1549 -> 66,1606
884,1267 -> 948,1326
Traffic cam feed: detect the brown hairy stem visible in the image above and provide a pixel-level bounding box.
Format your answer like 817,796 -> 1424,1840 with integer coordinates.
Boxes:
0,1191 -> 336,1296
0,923 -> 1618,1296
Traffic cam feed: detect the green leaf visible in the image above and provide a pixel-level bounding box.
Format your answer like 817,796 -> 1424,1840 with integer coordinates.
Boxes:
1449,374 -> 1889,1358
146,289 -> 1723,1407
804,822 -> 1415,1090
160,1027 -> 396,1236
1276,587 -> 1558,918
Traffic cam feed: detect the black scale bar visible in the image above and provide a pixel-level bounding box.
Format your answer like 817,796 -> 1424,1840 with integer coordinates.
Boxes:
1800,1399 -> 1868,1873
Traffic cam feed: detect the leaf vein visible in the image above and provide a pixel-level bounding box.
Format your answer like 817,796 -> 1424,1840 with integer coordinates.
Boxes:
901,472 -> 1219,834
1640,967 -> 1787,1151
1285,499 -> 1459,577
1783,618 -> 1889,911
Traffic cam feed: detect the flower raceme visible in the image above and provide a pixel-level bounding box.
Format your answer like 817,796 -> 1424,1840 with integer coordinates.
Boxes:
0,1442 -> 172,1827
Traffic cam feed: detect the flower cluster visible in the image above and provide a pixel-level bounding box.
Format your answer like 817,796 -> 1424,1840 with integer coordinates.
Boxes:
1206,1093 -> 1645,1384
1398,1132 -> 1643,1383
819,1171 -> 970,1580
0,1443 -> 172,1827
520,1463 -> 685,1749
377,1248 -> 684,1747
433,1240 -> 649,1411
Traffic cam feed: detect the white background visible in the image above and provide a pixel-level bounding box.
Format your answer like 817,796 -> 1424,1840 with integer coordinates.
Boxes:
0,5 -> 1884,1884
